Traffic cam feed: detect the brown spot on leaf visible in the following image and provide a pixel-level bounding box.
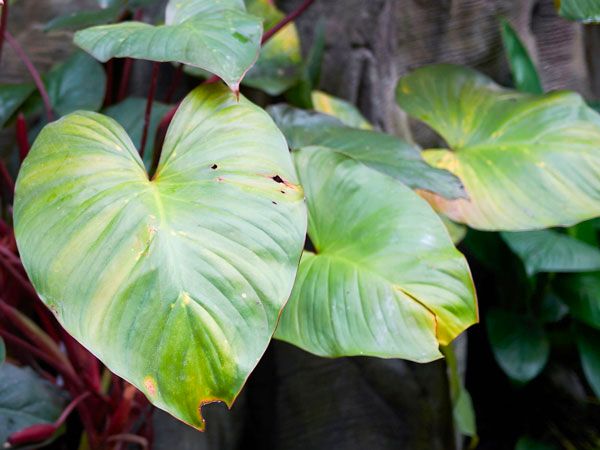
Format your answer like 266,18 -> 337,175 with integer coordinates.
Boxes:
144,376 -> 157,396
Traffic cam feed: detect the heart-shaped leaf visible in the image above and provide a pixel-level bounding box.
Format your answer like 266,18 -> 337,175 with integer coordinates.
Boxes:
487,310 -> 549,383
14,84 -> 307,429
396,64 -> 600,230
268,104 -> 467,200
75,0 -> 262,91
274,147 -> 477,361
501,230 -> 600,276
557,0 -> 600,23
0,363 -> 66,445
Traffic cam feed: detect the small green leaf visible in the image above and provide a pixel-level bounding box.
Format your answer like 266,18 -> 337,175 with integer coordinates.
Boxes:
557,0 -> 600,23
500,18 -> 543,94
24,52 -> 106,117
515,436 -> 559,450
0,83 -> 35,128
75,0 -> 262,91
0,337 -> 5,364
275,147 -> 477,361
396,64 -> 600,230
14,84 -> 307,429
501,230 -> 600,276
0,363 -> 66,445
268,104 -> 467,200
487,310 -> 549,383
311,90 -> 372,129
575,322 -> 600,397
103,97 -> 172,170
555,272 -> 600,329
44,6 -> 121,31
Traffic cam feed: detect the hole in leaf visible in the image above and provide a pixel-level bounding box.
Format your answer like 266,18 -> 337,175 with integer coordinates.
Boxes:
211,164 -> 218,170
272,175 -> 285,183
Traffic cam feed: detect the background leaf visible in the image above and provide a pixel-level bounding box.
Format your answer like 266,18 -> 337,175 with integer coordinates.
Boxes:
574,322 -> 600,398
311,90 -> 372,129
500,18 -> 543,94
268,104 -> 467,200
275,147 -> 477,361
0,83 -> 35,128
487,310 -> 550,383
14,85 -> 307,429
501,230 -> 600,276
397,64 -> 600,230
44,6 -> 121,31
555,272 -> 600,329
0,364 -> 66,445
558,0 -> 600,23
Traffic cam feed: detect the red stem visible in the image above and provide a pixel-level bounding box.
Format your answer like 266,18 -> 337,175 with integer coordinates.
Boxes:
139,62 -> 160,159
261,0 -> 314,44
16,113 -> 30,161
0,1 -> 8,66
0,160 -> 14,202
55,392 -> 91,428
117,59 -> 133,102
164,63 -> 183,103
4,31 -> 54,122
104,60 -> 114,106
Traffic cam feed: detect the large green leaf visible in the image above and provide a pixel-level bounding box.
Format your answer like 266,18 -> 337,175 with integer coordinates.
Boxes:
575,322 -> 600,397
268,104 -> 467,200
396,64 -> 600,230
103,97 -> 172,169
558,0 -> 600,23
0,363 -> 66,445
501,230 -> 600,276
14,84 -> 307,429
500,18 -> 543,94
0,83 -> 35,128
75,0 -> 262,91
24,52 -> 106,117
487,310 -> 549,383
274,147 -> 477,361
556,272 -> 600,329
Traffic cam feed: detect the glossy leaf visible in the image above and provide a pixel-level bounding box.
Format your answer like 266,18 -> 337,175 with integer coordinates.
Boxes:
487,310 -> 549,383
103,97 -> 172,169
0,83 -> 34,128
501,230 -> 600,276
396,64 -> 600,230
24,52 -> 106,117
75,0 -> 262,91
14,84 -> 307,429
575,323 -> 600,397
311,90 -> 372,129
44,6 -> 121,31
268,104 -> 467,200
557,0 -> 600,23
555,272 -> 600,329
275,147 -> 477,361
500,18 -> 543,94
0,364 -> 65,445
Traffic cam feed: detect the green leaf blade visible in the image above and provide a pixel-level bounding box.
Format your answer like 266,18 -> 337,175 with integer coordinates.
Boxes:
558,0 -> 600,23
500,18 -> 543,94
75,4 -> 262,91
397,64 -> 600,230
275,147 -> 477,361
14,85 -> 307,429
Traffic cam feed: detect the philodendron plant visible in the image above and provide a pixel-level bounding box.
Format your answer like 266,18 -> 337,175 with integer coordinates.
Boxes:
5,0 -> 600,442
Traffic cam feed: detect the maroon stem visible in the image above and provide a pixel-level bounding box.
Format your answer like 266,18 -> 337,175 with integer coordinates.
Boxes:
104,60 -> 114,106
261,0 -> 314,44
4,31 -> 54,122
139,62 -> 160,159
0,1 -> 8,67
55,392 -> 91,428
164,63 -> 184,103
0,160 -> 14,202
117,58 -> 133,102
16,112 -> 30,161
